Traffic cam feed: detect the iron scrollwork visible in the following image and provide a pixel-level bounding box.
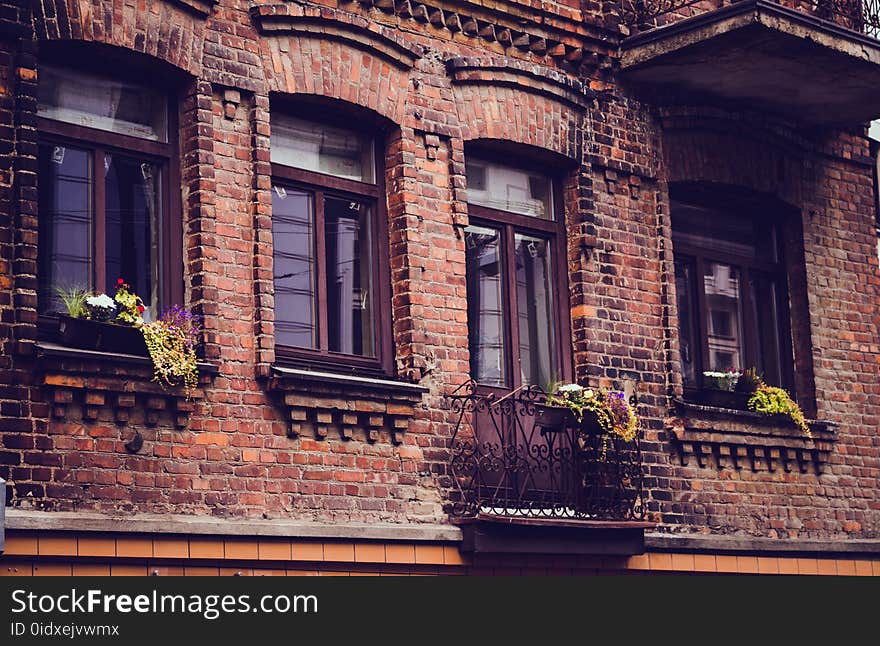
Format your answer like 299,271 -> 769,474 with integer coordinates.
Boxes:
445,380 -> 645,521
621,0 -> 880,38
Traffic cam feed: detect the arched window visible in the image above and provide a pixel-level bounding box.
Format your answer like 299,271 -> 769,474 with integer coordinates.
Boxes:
464,155 -> 567,390
37,61 -> 181,322
671,188 -> 794,397
270,110 -> 391,376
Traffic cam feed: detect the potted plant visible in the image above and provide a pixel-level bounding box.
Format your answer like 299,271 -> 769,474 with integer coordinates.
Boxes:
56,281 -> 147,355
543,383 -> 640,443
55,281 -> 202,397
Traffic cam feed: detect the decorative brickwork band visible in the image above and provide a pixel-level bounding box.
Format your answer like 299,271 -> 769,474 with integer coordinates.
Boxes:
666,400 -> 837,474
251,4 -> 422,70
267,368 -> 427,444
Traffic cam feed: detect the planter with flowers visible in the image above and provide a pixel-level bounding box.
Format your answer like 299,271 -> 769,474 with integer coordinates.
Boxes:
57,280 -> 148,355
56,280 -> 201,398
541,383 -> 640,444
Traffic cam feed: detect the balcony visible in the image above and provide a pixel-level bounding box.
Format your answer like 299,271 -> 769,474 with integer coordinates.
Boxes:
618,0 -> 880,126
445,381 -> 652,555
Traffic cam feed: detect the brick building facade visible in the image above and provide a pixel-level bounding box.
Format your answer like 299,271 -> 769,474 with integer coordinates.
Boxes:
0,0 -> 879,575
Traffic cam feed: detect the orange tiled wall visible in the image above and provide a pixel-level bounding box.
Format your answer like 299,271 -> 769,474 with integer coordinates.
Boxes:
1,532 -> 878,576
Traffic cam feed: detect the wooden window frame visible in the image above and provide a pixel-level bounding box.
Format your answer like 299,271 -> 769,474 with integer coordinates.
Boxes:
36,97 -> 183,334
465,181 -> 572,393
270,147 -> 393,378
672,201 -> 795,399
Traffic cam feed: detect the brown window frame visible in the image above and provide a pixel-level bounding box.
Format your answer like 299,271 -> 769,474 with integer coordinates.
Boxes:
270,148 -> 393,378
35,99 -> 183,334
671,197 -> 795,399
465,179 -> 572,393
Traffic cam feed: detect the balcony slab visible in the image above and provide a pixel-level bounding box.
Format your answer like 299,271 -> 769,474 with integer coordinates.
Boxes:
620,0 -> 880,125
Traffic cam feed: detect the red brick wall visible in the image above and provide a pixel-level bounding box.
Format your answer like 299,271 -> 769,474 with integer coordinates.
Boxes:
0,0 -> 877,542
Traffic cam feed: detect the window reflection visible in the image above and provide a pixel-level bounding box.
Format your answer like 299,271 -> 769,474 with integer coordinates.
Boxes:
272,187 -> 316,349
37,65 -> 167,142
38,144 -> 92,314
465,226 -> 506,386
105,155 -> 160,320
466,160 -> 553,219
324,196 -> 374,357
515,234 -> 555,388
271,115 -> 374,184
703,262 -> 744,372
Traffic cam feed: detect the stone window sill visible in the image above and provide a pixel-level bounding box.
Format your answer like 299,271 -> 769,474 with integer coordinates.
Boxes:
35,342 -> 218,429
666,399 -> 837,474
267,365 -> 428,443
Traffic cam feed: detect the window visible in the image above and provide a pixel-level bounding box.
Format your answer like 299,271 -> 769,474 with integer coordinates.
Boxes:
37,63 -> 179,321
270,113 -> 390,374
465,157 -> 566,389
671,196 -> 793,394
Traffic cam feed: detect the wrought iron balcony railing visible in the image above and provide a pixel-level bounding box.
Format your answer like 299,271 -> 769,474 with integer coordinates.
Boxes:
445,381 -> 645,522
621,0 -> 880,38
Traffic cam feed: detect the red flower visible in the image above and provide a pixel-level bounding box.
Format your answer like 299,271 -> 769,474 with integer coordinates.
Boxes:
137,305 -> 145,313
117,278 -> 124,286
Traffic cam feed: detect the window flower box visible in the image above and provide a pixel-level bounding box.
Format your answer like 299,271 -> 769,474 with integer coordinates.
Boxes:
57,315 -> 148,356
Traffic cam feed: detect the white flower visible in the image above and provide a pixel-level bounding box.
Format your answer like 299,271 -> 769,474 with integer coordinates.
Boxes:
86,294 -> 116,310
557,383 -> 584,393
584,389 -> 595,399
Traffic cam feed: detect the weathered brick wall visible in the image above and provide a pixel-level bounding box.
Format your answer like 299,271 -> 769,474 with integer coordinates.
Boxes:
654,110 -> 880,537
0,0 -> 877,540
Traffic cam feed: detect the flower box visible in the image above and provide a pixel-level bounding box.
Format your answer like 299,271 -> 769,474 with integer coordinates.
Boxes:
58,315 -> 148,356
690,389 -> 751,411
533,402 -> 576,431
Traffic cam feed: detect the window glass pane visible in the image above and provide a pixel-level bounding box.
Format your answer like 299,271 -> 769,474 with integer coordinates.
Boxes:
703,262 -> 745,375
38,65 -> 167,142
38,144 -> 93,314
672,202 -> 769,259
324,196 -> 374,357
465,225 -> 507,386
273,186 -> 316,349
271,114 -> 374,183
466,159 -> 553,219
515,234 -> 556,389
104,155 -> 160,320
675,259 -> 697,388
751,273 -> 784,386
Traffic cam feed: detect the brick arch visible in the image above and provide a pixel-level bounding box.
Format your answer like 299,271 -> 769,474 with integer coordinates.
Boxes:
448,58 -> 591,160
662,124 -> 806,208
260,35 -> 410,125
31,0 -> 206,76
454,84 -> 582,159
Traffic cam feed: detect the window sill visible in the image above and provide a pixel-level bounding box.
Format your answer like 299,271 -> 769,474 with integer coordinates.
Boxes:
667,399 -> 837,474
35,342 -> 218,428
267,365 -> 428,443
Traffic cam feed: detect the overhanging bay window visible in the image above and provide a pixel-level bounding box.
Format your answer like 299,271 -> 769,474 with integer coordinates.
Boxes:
465,157 -> 568,389
37,63 -> 180,322
671,195 -> 794,396
270,113 -> 391,375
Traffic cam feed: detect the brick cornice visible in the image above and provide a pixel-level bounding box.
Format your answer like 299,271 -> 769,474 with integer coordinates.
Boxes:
251,4 -> 422,69
170,0 -> 218,17
447,55 -> 595,109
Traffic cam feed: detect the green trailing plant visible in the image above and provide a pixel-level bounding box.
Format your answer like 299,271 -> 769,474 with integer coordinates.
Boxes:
141,305 -> 201,398
748,383 -> 812,439
56,286 -> 89,319
546,384 -> 640,443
